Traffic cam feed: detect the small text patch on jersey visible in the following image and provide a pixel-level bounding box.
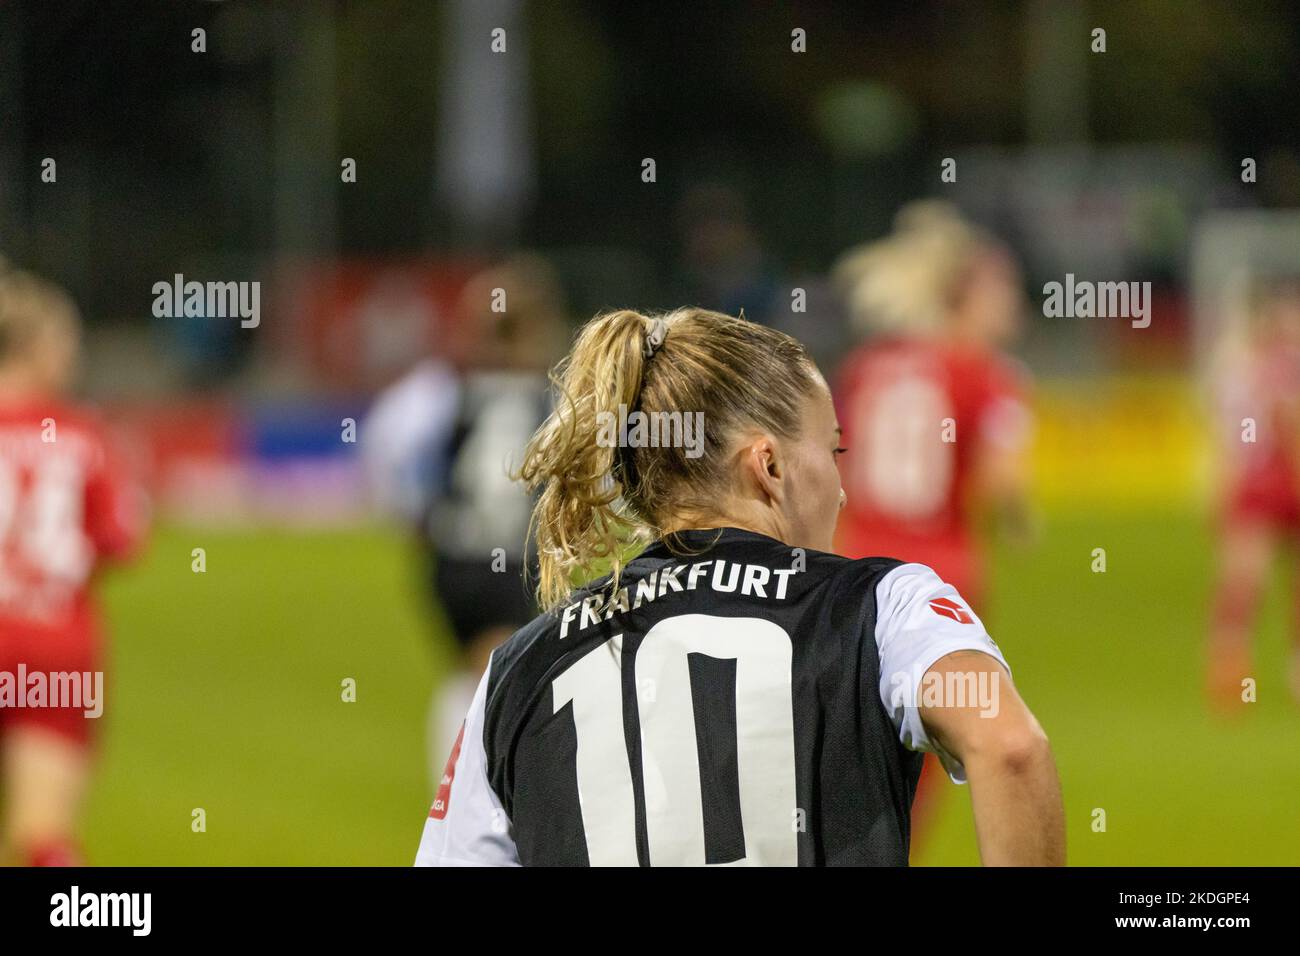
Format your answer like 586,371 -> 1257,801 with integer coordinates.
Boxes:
429,722 -> 466,819
928,597 -> 973,624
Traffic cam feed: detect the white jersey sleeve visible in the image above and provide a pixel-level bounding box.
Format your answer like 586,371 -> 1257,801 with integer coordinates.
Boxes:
873,563 -> 1011,784
361,359 -> 460,525
414,660 -> 520,866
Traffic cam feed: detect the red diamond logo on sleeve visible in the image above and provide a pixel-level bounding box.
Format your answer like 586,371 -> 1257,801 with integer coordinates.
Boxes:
929,597 -> 974,624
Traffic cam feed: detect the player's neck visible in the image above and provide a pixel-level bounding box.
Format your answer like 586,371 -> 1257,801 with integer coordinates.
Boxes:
0,368 -> 53,402
660,507 -> 787,547
945,319 -> 995,352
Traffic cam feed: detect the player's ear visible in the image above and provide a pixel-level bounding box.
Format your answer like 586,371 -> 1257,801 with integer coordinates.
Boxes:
742,434 -> 784,503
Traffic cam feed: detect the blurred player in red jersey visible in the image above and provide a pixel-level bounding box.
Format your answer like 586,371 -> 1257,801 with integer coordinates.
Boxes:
1206,279 -> 1300,710
830,202 -> 1034,852
0,265 -> 145,866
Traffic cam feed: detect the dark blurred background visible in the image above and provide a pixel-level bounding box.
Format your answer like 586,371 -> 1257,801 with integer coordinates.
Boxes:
5,2 -> 1299,382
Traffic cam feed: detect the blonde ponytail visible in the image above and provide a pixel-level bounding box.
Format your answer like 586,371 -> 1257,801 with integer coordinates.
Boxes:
517,307 -> 817,610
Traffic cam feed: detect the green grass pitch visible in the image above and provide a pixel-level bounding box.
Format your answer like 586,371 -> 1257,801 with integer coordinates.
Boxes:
82,512 -> 1300,865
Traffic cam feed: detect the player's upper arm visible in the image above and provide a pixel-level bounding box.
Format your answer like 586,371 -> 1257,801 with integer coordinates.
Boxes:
84,432 -> 148,562
912,648 -> 1048,780
974,362 -> 1034,505
872,563 -> 1011,783
414,658 -> 519,867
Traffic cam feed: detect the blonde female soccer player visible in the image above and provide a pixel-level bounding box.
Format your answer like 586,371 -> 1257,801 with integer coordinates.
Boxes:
416,307 -> 1062,866
0,266 -> 145,866
830,202 -> 1035,852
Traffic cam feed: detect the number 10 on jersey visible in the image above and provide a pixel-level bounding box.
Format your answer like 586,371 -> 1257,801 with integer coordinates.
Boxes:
552,614 -> 798,866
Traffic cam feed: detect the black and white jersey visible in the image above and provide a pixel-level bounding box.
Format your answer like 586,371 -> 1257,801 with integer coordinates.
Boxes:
415,527 -> 1009,866
424,369 -> 549,562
